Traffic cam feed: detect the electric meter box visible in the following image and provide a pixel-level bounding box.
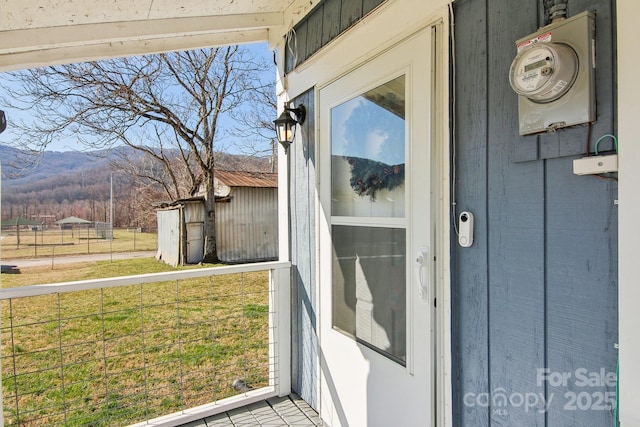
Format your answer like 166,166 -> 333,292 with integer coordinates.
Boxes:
509,11 -> 595,135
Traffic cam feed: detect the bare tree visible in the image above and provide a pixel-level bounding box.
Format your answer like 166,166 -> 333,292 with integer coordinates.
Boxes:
229,78 -> 278,171
2,46 -> 274,263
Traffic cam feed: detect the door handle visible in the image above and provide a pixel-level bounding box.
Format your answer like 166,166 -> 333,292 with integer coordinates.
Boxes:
415,246 -> 429,303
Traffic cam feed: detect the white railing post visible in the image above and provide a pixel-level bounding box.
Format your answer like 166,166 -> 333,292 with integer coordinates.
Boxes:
270,265 -> 291,397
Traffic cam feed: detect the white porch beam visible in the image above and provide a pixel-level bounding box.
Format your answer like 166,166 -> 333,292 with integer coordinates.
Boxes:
0,13 -> 281,55
0,28 -> 270,72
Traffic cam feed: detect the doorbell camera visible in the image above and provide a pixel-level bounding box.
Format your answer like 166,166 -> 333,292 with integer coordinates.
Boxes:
458,211 -> 474,248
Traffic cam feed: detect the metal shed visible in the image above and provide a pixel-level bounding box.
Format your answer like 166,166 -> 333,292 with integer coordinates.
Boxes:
155,170 -> 278,266
215,170 -> 278,263
156,198 -> 205,266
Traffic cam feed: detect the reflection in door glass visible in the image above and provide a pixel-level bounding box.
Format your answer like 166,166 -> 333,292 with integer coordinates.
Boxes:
331,76 -> 405,217
332,225 -> 406,364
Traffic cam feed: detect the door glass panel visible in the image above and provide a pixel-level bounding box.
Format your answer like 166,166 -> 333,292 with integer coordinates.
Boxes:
331,76 -> 406,218
332,225 -> 406,364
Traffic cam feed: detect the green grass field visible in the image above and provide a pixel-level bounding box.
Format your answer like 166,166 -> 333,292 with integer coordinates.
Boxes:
1,228 -> 157,259
1,258 -> 271,426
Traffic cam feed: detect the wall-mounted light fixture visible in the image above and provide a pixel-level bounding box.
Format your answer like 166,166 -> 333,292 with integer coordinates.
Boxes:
274,103 -> 306,151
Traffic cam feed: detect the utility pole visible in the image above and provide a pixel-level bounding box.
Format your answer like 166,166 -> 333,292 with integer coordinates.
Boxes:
271,139 -> 276,173
110,173 -> 114,241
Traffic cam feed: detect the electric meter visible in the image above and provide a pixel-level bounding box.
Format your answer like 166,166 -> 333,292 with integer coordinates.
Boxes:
509,11 -> 595,135
509,42 -> 578,103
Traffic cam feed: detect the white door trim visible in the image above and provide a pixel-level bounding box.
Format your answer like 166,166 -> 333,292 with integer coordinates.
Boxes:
432,14 -> 453,427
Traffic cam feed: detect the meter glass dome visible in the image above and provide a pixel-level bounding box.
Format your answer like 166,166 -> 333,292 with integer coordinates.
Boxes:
509,42 -> 578,103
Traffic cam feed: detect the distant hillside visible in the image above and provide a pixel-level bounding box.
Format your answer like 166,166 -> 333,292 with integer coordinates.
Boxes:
0,144 -> 274,228
0,145 -> 110,187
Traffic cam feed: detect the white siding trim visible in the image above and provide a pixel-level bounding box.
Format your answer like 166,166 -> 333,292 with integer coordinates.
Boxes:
432,15 -> 453,427
617,1 -> 640,425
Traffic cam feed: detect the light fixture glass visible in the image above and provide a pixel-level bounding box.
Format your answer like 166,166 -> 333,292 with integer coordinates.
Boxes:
274,104 -> 306,151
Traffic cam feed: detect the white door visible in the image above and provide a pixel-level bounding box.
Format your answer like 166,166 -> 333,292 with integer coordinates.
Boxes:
318,29 -> 434,427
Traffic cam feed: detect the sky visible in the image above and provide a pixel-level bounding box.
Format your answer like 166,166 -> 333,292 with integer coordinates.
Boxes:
0,42 -> 276,154
331,96 -> 405,166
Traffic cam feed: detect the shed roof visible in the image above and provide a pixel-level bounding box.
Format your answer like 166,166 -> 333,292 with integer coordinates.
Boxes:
215,170 -> 278,188
153,197 -> 204,210
155,171 -> 278,208
2,217 -> 43,227
54,216 -> 92,225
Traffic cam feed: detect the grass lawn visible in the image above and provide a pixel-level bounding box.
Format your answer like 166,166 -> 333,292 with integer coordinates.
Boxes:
1,228 -> 157,260
1,258 -> 271,426
1,258 -> 178,288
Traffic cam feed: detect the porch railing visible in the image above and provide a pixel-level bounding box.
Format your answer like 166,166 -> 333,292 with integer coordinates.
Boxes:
0,261 -> 291,427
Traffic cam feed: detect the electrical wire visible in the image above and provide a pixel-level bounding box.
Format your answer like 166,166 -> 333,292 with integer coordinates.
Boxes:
593,174 -> 618,182
286,26 -> 299,70
448,2 -> 458,236
591,133 -> 619,181
585,122 -> 593,156
594,133 -> 619,155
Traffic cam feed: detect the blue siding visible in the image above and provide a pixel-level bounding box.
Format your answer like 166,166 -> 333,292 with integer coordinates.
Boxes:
285,0 -> 387,72
452,0 -> 618,426
451,1 -> 490,424
289,89 -> 318,409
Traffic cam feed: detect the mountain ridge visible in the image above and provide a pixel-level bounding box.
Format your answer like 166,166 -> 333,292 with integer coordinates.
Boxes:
0,144 -> 273,227
0,144 -> 111,187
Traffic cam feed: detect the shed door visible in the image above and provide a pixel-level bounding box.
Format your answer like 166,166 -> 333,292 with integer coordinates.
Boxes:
318,29 -> 434,427
186,222 -> 204,264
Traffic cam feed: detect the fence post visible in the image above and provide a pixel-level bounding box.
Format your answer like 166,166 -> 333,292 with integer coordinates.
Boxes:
270,265 -> 291,397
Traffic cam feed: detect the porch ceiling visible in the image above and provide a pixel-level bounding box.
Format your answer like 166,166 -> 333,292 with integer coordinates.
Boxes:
0,0 -> 320,72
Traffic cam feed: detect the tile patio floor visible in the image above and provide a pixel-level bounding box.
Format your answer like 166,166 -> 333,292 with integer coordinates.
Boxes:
179,394 -> 323,427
